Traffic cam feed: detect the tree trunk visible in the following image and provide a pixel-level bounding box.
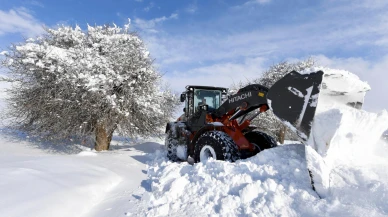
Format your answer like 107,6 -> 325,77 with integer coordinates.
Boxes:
278,125 -> 286,144
94,123 -> 113,151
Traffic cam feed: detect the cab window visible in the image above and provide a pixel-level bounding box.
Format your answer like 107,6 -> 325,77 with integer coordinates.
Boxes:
194,89 -> 222,111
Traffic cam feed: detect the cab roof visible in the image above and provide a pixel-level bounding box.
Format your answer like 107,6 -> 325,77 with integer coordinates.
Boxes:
185,85 -> 228,92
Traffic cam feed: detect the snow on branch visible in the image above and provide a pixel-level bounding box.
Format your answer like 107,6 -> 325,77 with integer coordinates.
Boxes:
0,22 -> 179,150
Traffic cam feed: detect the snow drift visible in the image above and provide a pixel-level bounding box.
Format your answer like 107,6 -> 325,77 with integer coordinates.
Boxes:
140,145 -> 322,217
138,141 -> 388,217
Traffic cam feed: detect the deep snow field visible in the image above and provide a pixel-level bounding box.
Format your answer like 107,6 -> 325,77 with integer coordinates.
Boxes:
1,67 -> 388,217
2,131 -> 388,217
0,125 -> 163,217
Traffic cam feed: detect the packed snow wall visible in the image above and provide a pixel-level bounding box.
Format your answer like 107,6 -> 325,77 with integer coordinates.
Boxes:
303,67 -> 388,197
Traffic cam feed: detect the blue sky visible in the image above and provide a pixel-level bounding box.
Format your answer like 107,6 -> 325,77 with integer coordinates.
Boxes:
1,0 -> 388,111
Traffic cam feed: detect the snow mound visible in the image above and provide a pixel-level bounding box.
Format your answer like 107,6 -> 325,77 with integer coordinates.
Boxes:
308,66 -> 388,162
141,146 -> 319,217
309,107 -> 388,164
308,106 -> 388,197
304,67 -> 388,197
138,144 -> 388,217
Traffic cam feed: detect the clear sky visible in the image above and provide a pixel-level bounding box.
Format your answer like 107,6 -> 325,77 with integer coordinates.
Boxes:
0,0 -> 387,111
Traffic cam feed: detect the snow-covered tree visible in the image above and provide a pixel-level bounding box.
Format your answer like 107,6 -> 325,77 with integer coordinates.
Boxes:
0,23 -> 179,151
232,58 -> 316,143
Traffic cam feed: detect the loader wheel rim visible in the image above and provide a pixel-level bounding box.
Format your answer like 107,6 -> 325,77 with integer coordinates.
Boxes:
199,145 -> 216,162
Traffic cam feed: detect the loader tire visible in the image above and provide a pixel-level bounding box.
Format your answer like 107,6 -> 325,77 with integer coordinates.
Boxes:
165,130 -> 179,162
245,131 -> 277,153
194,131 -> 240,163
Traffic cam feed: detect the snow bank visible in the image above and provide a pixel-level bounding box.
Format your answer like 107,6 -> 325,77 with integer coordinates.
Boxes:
137,144 -> 388,217
304,67 -> 388,197
308,66 -> 388,160
140,145 -> 320,217
309,106 -> 388,164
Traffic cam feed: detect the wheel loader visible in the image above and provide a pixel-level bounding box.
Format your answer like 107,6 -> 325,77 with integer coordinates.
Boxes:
165,70 -> 324,164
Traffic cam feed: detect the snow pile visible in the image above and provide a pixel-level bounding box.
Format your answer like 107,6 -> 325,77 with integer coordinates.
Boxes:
138,143 -> 388,217
308,67 -> 388,160
304,67 -> 388,197
309,106 -> 388,164
301,67 -> 370,91
140,145 -> 320,217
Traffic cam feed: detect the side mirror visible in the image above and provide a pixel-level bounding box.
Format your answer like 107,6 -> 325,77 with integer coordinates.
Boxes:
180,93 -> 186,102
183,107 -> 186,113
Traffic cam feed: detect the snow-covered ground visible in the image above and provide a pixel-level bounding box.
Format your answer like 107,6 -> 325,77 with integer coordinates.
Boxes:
0,127 -> 165,217
132,140 -> 388,217
1,67 -> 388,217
2,131 -> 387,217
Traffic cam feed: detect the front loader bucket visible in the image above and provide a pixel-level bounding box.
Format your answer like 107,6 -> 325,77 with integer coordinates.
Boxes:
267,70 -> 324,141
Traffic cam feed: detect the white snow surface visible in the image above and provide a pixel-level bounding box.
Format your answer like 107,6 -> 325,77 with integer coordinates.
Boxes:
304,67 -> 388,197
136,141 -> 388,217
302,67 -> 370,107
0,144 -> 121,217
140,146 -> 319,216
300,67 -> 370,89
0,128 -> 163,217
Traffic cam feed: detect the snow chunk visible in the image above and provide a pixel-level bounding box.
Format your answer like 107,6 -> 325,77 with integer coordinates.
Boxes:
176,145 -> 187,160
239,180 -> 264,203
301,66 -> 370,94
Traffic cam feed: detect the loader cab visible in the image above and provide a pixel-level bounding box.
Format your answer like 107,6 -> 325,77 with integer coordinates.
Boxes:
180,85 -> 228,118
